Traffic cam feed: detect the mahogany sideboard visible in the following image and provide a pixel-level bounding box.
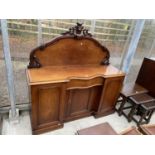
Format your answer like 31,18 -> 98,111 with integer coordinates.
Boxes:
26,23 -> 125,134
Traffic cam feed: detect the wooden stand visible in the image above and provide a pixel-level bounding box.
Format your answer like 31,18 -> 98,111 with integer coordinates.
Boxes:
26,23 -> 125,134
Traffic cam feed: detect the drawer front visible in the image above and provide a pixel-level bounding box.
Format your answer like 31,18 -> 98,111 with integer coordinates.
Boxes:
67,77 -> 104,90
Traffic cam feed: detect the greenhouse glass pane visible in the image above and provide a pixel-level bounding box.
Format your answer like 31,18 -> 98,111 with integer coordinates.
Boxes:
125,19 -> 155,83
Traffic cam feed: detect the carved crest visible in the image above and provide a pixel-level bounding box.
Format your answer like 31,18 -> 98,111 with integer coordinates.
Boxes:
62,23 -> 92,38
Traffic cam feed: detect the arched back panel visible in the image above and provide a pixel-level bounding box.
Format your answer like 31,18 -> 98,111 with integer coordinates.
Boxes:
28,23 -> 110,68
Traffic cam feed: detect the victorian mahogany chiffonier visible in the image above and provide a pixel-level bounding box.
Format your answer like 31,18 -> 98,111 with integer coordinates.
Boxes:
26,23 -> 125,134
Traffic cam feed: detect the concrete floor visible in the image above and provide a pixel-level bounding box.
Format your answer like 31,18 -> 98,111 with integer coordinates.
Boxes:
1,109 -> 155,135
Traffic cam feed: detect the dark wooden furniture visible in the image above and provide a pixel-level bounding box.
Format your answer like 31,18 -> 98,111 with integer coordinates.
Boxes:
117,83 -> 148,116
77,122 -> 118,135
127,94 -> 155,124
117,93 -> 155,126
116,58 -> 155,125
137,101 -> 155,125
139,124 -> 155,135
26,23 -> 125,134
136,57 -> 155,99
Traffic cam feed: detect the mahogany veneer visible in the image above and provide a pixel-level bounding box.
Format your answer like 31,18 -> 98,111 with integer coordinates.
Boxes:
77,122 -> 118,135
136,57 -> 155,98
26,23 -> 125,134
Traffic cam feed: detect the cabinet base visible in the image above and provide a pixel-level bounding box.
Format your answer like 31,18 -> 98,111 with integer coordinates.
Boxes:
32,109 -> 117,134
32,123 -> 64,135
64,112 -> 92,122
94,109 -> 115,118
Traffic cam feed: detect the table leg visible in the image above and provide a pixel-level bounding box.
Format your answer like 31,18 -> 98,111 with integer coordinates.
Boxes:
118,97 -> 127,116
138,111 -> 148,126
146,110 -> 154,124
128,104 -> 137,122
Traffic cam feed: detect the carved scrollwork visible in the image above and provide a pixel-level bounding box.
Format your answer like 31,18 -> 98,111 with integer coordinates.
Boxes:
101,56 -> 110,65
27,55 -> 42,68
62,23 -> 92,38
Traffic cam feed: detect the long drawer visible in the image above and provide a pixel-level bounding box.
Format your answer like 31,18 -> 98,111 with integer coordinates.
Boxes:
66,77 -> 104,90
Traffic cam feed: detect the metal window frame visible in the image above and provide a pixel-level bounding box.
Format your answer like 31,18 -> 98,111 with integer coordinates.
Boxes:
1,19 -> 17,118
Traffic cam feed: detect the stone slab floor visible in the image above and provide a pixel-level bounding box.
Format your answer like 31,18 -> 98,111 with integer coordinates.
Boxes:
1,110 -> 155,135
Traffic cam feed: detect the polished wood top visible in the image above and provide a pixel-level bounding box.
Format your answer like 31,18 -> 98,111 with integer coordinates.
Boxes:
77,122 -> 118,135
129,93 -> 155,104
27,65 -> 125,85
121,83 -> 148,97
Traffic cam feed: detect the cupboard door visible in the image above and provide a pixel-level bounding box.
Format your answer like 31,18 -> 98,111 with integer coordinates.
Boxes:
31,84 -> 66,134
95,76 -> 124,117
64,86 -> 102,121
64,88 -> 92,121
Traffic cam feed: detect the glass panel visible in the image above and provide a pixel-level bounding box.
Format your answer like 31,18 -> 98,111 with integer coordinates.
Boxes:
94,19 -> 134,68
7,19 -> 38,105
0,23 -> 10,107
125,19 -> 155,83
